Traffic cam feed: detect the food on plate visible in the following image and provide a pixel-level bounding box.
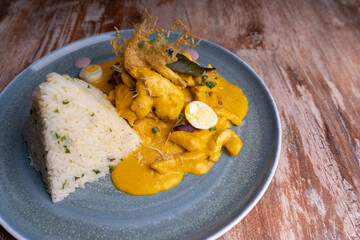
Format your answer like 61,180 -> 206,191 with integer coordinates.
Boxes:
23,73 -> 141,202
24,10 -> 248,200
79,64 -> 103,83
104,11 -> 248,195
184,101 -> 218,129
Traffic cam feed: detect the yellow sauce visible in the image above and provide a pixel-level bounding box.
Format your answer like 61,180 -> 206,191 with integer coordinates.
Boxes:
112,118 -> 185,195
108,62 -> 247,195
91,59 -> 118,94
88,59 -> 248,195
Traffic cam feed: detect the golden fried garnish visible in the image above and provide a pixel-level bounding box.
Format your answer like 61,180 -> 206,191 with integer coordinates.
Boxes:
110,9 -> 201,71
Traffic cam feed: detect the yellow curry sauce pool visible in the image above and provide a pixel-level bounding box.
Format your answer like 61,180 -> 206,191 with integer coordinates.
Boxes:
91,56 -> 248,195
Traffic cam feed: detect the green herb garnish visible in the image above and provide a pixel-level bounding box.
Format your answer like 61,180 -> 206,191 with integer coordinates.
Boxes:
178,113 -> 184,119
87,85 -> 91,88
205,81 -> 217,89
93,169 -> 100,174
209,126 -> 217,131
64,146 -> 70,154
55,109 -> 59,113
183,79 -> 188,83
201,75 -> 209,81
62,100 -> 69,105
60,136 -> 66,141
205,92 -> 209,98
152,127 -> 160,134
63,75 -> 73,81
109,165 -> 114,172
91,112 -> 95,117
75,176 -> 80,181
150,33 -> 169,45
55,132 -> 60,139
218,100 -> 223,105
166,54 -> 215,77
62,179 -> 67,189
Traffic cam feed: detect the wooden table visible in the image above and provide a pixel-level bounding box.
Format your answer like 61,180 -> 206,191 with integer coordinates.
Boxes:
1,0 -> 359,239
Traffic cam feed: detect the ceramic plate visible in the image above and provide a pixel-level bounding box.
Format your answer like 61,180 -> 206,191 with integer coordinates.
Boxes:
0,30 -> 281,240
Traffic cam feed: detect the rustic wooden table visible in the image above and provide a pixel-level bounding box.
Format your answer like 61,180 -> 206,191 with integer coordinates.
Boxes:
1,0 -> 359,239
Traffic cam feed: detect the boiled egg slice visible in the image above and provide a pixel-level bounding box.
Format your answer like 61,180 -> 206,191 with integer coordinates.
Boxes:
79,64 -> 103,83
184,101 -> 218,129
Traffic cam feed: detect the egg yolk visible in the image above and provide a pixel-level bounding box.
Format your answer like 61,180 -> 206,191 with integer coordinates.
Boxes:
185,101 -> 217,129
82,64 -> 100,73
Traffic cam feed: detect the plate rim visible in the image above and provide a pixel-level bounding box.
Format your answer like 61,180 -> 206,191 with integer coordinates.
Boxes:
203,40 -> 282,239
0,30 -> 281,240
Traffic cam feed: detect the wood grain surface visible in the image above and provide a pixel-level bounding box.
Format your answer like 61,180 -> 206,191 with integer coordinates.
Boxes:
1,0 -> 360,239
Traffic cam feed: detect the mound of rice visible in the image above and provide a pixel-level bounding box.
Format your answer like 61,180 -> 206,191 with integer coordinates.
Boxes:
23,73 -> 141,202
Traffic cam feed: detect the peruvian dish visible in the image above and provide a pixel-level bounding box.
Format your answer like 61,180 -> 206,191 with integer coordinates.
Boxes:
23,12 -> 248,202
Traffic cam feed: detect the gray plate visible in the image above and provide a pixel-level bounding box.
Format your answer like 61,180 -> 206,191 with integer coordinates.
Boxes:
0,30 -> 281,240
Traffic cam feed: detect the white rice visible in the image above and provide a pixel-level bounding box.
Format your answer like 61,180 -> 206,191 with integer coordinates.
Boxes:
23,73 -> 141,202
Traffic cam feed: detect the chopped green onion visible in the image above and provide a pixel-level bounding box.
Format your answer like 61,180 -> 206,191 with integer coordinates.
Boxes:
87,85 -> 91,88
199,79 -> 206,86
54,109 -> 59,113
55,132 -> 60,139
218,100 -> 223,105
120,158 -> 124,161
63,75 -> 72,81
109,165 -> 114,172
205,92 -> 210,98
209,127 -> 217,131
64,146 -> 70,154
152,127 -> 160,134
110,66 -> 115,70
93,169 -> 100,174
183,79 -> 188,83
81,173 -> 84,178
74,176 -> 80,181
178,113 -> 184,119
62,100 -> 69,105
201,75 -> 209,81
205,81 -> 217,89
60,136 -> 66,141
91,112 -> 95,117
62,179 -> 67,189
